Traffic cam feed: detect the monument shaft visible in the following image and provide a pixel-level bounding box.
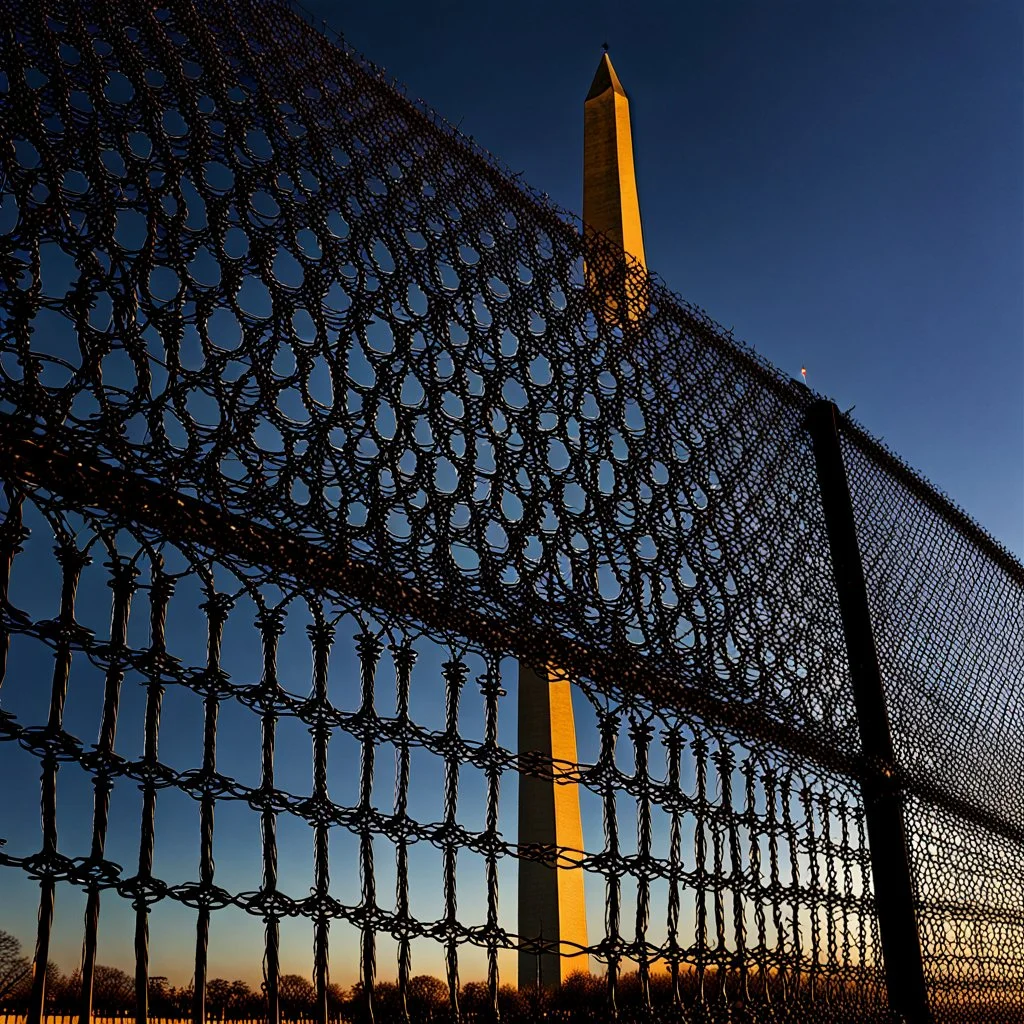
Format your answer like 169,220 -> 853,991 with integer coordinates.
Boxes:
518,664 -> 588,987
517,51 -> 647,990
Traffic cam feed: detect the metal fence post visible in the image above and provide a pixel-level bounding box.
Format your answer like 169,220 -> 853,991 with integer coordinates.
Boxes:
805,399 -> 931,1024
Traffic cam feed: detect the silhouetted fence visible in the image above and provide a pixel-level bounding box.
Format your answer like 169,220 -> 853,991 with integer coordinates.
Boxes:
0,1 -> 1020,1022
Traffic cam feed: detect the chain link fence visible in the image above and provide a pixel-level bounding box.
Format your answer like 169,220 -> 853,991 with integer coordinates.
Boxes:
0,0 -> 1019,1020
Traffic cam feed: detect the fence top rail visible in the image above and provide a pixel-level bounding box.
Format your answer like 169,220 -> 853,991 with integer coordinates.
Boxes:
272,0 -> 1023,589
837,415 -> 1024,587
1,1 -> 1023,1014
6,409 -> 1024,852
3,0 -> 1016,595
1,0 -> 1020,775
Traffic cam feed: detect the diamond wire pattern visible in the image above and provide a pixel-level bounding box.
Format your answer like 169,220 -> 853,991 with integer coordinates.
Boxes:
841,429 -> 1024,1022
0,0 -> 1019,1020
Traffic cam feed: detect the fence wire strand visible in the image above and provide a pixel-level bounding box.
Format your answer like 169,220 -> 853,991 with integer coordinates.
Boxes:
0,0 -> 1020,1021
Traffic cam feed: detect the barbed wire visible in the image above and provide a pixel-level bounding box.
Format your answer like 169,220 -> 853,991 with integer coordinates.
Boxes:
0,0 -> 1020,1020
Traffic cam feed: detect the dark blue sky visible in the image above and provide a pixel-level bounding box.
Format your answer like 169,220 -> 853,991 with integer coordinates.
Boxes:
2,0 -> 1021,993
304,0 -> 1023,555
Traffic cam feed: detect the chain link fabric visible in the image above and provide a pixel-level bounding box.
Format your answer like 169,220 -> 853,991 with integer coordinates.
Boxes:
841,428 -> 1024,1022
0,0 -> 859,758
0,485 -> 888,1022
0,0 -> 1018,1020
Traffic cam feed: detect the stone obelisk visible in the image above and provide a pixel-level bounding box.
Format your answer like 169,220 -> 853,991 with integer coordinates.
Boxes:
518,663 -> 588,988
583,49 -> 647,316
518,49 -> 647,991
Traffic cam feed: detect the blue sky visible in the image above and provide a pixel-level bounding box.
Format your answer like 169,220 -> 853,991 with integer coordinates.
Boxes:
1,0 -> 1020,996
314,0 -> 1023,557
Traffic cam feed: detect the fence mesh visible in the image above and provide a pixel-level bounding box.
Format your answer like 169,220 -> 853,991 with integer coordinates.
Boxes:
0,0 -> 1019,1020
841,427 -> 1024,1022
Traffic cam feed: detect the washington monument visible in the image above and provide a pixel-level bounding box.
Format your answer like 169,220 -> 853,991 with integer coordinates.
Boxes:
518,49 -> 648,990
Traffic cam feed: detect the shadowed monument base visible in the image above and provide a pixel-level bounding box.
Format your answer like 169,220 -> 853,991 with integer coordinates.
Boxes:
518,663 -> 589,989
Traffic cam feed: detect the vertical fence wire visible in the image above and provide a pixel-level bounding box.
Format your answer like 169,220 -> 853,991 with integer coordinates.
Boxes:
0,0 -> 1019,1020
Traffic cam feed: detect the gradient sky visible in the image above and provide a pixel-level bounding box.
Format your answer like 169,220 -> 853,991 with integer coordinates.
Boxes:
1,0 -> 1021,997
313,0 -> 1023,557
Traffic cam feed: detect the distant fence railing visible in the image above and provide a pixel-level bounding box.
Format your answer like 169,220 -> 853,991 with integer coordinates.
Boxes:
0,1 -> 1020,1022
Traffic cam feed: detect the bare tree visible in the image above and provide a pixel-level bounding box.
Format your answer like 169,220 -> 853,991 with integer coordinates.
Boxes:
206,977 -> 233,1016
91,964 -> 134,1013
0,931 -> 30,1004
229,979 -> 258,1016
326,981 -> 346,1013
407,974 -> 447,1012
49,967 -> 81,1012
278,973 -> 315,1017
148,974 -> 175,1016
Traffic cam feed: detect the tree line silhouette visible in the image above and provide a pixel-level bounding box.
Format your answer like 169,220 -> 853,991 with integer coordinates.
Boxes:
1,929 -> 892,1022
